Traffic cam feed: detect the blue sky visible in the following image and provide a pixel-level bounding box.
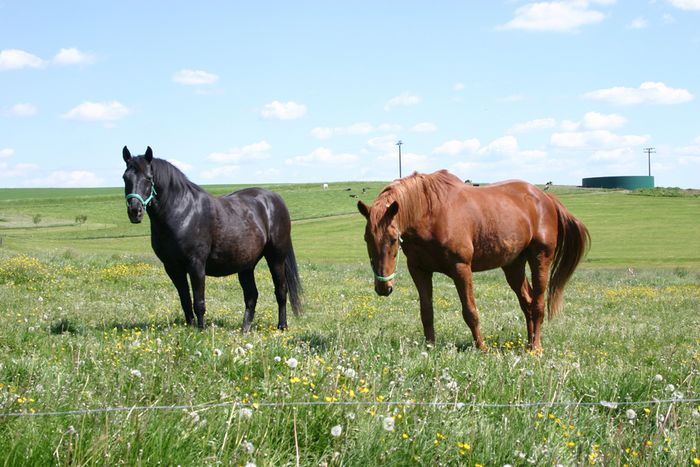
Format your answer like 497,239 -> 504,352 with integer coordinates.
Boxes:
1,0 -> 699,188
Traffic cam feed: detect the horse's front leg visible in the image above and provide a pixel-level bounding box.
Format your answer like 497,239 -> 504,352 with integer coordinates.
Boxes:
188,267 -> 207,329
408,263 -> 435,345
452,263 -> 487,351
164,264 -> 194,326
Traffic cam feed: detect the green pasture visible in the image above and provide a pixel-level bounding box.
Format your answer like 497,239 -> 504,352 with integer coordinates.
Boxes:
0,184 -> 698,465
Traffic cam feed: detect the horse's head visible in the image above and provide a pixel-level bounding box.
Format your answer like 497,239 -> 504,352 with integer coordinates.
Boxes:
122,146 -> 156,224
357,199 -> 401,296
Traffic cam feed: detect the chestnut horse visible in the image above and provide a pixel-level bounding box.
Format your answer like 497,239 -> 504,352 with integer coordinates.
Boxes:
358,170 -> 589,351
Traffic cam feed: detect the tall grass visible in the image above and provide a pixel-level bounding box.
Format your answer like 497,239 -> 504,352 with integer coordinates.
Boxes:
0,184 -> 699,464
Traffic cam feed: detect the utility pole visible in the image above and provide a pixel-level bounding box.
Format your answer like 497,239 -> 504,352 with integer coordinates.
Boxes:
643,147 -> 655,176
396,140 -> 403,178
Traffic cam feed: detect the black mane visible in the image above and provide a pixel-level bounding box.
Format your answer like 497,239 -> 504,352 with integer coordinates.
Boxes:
151,158 -> 205,203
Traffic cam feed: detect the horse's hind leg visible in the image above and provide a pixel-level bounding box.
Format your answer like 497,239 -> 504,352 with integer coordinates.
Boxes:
164,265 -> 195,326
239,269 -> 259,333
527,246 -> 554,352
266,256 -> 289,330
452,263 -> 487,351
502,257 -> 535,348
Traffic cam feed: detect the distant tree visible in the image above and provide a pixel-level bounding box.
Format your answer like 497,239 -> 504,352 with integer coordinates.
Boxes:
75,214 -> 88,225
32,214 -> 42,225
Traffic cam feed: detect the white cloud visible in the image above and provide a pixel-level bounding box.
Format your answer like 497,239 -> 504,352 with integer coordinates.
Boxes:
0,148 -> 15,158
550,130 -> 649,148
0,161 -> 39,179
168,159 -> 193,172
61,101 -> 131,122
200,165 -> 240,180
433,139 -> 481,156
582,111 -> 627,129
207,141 -> 272,162
584,81 -> 694,105
0,49 -> 45,70
260,100 -> 307,120
6,103 -> 38,117
286,147 -> 358,166
310,122 -> 375,139
627,17 -> 648,29
509,117 -> 557,133
28,170 -> 102,187
53,48 -> 95,65
411,122 -> 438,133
453,82 -> 465,91
667,0 -> 700,10
172,69 -> 219,86
590,147 -> 635,162
500,1 -> 613,32
384,93 -> 421,111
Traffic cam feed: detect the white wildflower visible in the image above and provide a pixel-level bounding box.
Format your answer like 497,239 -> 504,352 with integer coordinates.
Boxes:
343,368 -> 357,379
665,383 -> 675,392
241,440 -> 254,454
213,348 -> 222,357
240,408 -> 253,419
286,357 -> 298,369
274,356 -> 282,362
625,409 -> 637,421
382,416 -> 395,432
130,368 -> 142,378
245,343 -> 254,350
653,374 -> 663,382
331,425 -> 343,437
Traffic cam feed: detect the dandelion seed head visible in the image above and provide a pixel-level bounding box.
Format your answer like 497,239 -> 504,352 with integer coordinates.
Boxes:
653,374 -> 664,382
344,368 -> 357,379
665,383 -> 675,392
274,356 -> 282,362
286,357 -> 298,368
383,416 -> 395,432
331,425 -> 343,437
625,409 -> 637,420
130,368 -> 142,378
213,348 -> 222,357
240,408 -> 253,419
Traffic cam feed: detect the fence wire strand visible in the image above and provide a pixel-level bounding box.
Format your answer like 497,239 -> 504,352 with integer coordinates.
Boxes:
2,397 -> 699,418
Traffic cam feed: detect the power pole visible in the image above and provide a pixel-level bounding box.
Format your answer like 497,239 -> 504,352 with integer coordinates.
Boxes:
643,147 -> 655,176
396,140 -> 403,178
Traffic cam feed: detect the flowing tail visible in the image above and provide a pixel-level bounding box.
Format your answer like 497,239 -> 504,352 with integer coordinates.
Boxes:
546,194 -> 590,320
285,243 -> 303,315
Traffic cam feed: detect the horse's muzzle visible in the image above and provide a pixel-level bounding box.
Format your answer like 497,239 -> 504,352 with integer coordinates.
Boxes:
126,201 -> 144,224
374,281 -> 394,296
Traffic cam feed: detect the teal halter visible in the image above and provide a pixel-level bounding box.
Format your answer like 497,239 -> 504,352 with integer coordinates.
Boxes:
125,179 -> 157,208
374,234 -> 403,282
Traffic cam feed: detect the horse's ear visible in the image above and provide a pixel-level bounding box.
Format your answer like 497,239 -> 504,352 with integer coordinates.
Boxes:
386,201 -> 399,219
144,146 -> 153,163
357,201 -> 370,219
122,146 -> 131,163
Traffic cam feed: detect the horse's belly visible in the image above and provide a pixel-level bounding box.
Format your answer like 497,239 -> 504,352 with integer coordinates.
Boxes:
471,237 -> 528,271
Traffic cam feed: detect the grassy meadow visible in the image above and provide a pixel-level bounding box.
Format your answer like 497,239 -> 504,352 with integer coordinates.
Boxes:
0,182 -> 699,466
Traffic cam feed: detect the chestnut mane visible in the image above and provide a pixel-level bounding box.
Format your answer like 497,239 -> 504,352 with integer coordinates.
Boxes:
373,170 -> 464,230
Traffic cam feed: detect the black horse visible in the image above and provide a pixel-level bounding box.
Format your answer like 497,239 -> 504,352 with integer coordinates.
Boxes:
122,146 -> 302,330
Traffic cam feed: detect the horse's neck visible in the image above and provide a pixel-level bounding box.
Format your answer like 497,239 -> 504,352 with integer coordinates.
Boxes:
148,176 -> 202,223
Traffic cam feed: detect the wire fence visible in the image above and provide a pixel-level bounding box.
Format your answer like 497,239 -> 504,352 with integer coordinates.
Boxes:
2,397 -> 699,419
